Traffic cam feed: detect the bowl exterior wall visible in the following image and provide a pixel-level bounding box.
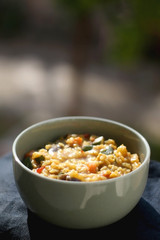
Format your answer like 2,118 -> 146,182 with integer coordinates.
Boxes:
13,155 -> 149,229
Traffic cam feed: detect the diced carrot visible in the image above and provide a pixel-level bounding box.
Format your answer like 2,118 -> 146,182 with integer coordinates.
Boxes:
73,137 -> 83,146
37,166 -> 45,174
87,162 -> 97,173
102,170 -> 111,178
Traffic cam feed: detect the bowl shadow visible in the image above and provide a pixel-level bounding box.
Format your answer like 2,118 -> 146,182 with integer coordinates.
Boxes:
27,199 -> 146,240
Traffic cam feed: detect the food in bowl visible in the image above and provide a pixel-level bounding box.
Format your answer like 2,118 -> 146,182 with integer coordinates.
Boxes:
23,133 -> 141,182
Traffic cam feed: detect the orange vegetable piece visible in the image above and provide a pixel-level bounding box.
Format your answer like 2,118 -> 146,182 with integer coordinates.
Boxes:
87,162 -> 97,173
102,170 -> 111,178
73,137 -> 83,146
37,166 -> 45,174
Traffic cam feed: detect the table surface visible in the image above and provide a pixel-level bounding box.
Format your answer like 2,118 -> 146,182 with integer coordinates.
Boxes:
0,153 -> 160,240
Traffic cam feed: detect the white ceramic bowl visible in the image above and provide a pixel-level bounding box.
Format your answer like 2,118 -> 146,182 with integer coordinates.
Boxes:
12,116 -> 150,229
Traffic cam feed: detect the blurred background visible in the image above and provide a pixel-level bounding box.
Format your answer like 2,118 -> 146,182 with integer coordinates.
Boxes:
0,0 -> 160,160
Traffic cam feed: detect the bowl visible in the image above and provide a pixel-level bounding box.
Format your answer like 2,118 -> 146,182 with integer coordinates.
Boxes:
12,116 -> 150,229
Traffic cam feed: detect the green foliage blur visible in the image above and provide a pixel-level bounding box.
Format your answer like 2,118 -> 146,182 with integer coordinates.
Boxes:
57,0 -> 160,64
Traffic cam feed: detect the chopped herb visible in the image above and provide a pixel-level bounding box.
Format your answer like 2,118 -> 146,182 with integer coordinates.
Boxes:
35,155 -> 45,164
82,145 -> 93,151
23,157 -> 33,170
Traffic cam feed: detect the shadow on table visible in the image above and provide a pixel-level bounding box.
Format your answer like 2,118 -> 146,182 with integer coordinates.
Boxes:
27,198 -> 160,240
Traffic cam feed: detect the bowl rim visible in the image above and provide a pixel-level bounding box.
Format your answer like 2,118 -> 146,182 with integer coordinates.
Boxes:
12,116 -> 151,185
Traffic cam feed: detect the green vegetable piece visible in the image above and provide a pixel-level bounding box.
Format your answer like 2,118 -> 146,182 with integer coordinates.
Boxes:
35,155 -> 45,164
23,157 -> 33,170
82,145 -> 93,151
92,136 -> 104,145
101,146 -> 114,155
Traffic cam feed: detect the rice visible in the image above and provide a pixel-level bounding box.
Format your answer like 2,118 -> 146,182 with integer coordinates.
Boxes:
23,134 -> 141,182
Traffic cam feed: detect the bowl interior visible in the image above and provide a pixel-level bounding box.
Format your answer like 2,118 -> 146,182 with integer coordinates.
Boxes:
14,117 -> 149,165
